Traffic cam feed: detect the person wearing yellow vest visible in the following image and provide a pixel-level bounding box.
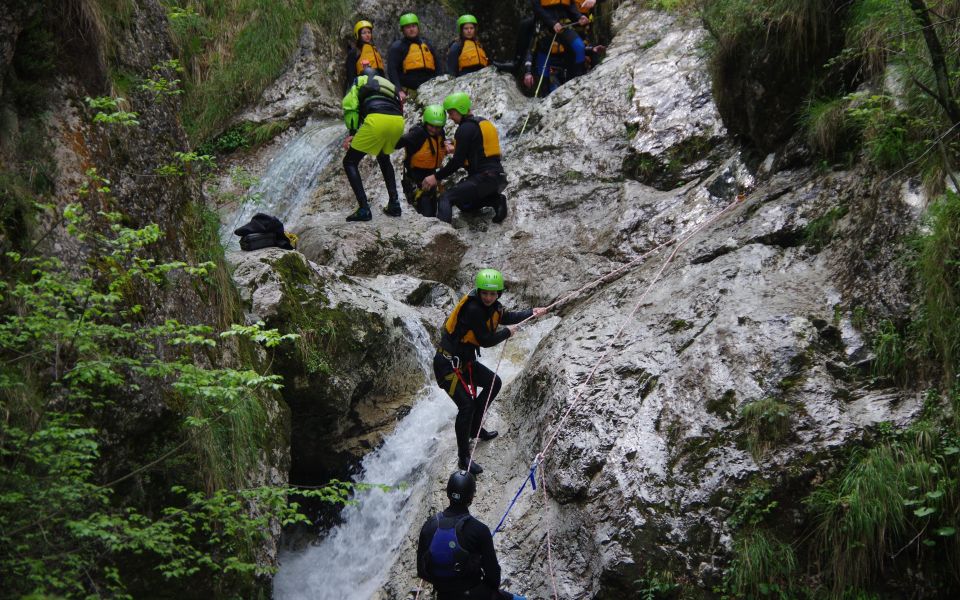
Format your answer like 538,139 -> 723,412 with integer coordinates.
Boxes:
344,19 -> 386,93
433,269 -> 547,474
395,105 -> 453,217
446,14 -> 490,77
341,67 -> 405,221
387,13 -> 441,101
420,93 -> 509,224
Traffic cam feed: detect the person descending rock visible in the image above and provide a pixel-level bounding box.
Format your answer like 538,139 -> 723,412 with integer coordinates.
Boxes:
420,92 -> 508,224
396,104 -> 452,217
341,66 -> 404,221
417,470 -> 527,600
433,269 -> 547,475
343,19 -> 385,92
529,0 -> 590,79
446,14 -> 490,77
387,13 -> 440,102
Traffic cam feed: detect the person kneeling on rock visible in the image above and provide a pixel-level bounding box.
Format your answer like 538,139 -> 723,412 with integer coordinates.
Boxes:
396,104 -> 452,217
420,92 -> 509,225
417,470 -> 527,600
433,269 -> 547,475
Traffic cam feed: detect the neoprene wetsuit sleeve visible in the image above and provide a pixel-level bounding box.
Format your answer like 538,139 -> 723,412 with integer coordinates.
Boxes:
475,523 -> 502,591
435,120 -> 476,180
530,0 -> 558,29
446,41 -> 461,76
501,308 -> 534,326
386,40 -> 404,87
343,48 -> 357,93
415,518 -> 434,582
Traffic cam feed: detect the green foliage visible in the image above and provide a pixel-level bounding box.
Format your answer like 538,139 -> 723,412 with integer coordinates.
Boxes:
164,0 -> 351,142
802,96 -> 855,161
804,421 -> 960,594
913,191 -> 960,385
804,204 -> 849,251
139,58 -> 185,99
740,397 -> 793,458
721,530 -> 798,599
634,569 -> 680,599
196,120 -> 291,155
0,201 -> 354,596
729,482 -> 780,530
85,95 -> 140,126
871,319 -> 912,384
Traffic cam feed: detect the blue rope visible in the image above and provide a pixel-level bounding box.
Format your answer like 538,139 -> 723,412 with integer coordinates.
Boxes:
493,461 -> 539,537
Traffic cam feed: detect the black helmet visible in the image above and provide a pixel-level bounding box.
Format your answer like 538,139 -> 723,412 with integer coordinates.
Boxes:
446,470 -> 476,505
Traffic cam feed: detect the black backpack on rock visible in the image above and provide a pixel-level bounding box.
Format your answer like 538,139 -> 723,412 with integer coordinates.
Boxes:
234,213 -> 294,251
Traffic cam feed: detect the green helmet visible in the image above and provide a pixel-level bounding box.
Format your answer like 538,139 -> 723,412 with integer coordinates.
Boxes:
475,268 -> 504,291
443,92 -> 471,116
423,104 -> 446,126
457,14 -> 478,30
398,13 -> 419,28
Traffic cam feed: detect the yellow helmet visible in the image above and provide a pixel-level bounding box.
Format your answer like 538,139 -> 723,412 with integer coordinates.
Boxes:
353,20 -> 374,39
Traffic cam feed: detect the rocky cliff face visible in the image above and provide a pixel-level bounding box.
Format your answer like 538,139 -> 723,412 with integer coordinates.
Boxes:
228,1 -> 926,597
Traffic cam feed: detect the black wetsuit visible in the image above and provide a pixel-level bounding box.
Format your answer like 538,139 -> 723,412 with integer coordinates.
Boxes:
396,124 -> 446,216
434,293 -> 532,461
417,505 -> 513,600
435,116 -> 507,223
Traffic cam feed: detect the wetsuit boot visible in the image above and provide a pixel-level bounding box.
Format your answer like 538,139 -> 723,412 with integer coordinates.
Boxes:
478,428 -> 498,441
458,456 -> 483,475
492,194 -> 508,223
344,150 -> 372,222
377,153 -> 402,217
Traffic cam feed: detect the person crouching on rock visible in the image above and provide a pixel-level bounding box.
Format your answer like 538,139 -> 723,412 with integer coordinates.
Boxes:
433,269 -> 547,475
420,92 -> 509,225
396,104 -> 452,218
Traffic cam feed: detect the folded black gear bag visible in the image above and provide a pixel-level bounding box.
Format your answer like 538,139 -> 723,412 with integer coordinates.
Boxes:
234,213 -> 294,251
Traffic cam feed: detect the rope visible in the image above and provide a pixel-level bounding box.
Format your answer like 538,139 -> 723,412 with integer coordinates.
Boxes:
540,458 -> 559,600
493,458 -> 539,536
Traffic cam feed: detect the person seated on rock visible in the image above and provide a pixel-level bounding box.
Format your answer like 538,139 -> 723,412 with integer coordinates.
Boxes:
529,0 -> 590,79
341,66 -> 404,222
395,104 -> 452,218
446,14 -> 490,77
420,92 -> 508,225
344,19 -> 386,92
417,470 -> 528,600
387,13 -> 441,102
432,269 -> 547,475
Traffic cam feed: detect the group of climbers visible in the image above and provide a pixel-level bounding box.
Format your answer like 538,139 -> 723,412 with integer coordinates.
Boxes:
337,10 -> 598,596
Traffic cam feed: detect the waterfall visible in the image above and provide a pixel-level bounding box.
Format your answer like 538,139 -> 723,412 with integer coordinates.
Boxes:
273,314 -> 559,600
223,120 -> 343,245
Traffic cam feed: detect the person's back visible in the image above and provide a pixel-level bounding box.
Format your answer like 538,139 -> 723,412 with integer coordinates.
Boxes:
416,471 -> 525,600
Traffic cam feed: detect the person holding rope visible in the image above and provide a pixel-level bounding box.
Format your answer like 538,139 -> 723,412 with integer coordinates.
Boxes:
420,92 -> 509,224
529,0 -> 590,79
433,269 -> 547,475
416,470 -> 527,600
396,104 -> 452,217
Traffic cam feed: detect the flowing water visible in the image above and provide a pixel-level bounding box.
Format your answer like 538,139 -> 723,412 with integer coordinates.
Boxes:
273,315 -> 559,600
223,120 -> 343,245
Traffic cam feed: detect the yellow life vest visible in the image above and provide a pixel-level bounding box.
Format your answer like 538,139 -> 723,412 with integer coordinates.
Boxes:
409,134 -> 446,170
458,40 -> 489,70
575,0 -> 593,14
402,42 -> 436,73
355,43 -> 385,75
460,116 -> 501,169
444,294 -> 502,348
541,0 -> 572,6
